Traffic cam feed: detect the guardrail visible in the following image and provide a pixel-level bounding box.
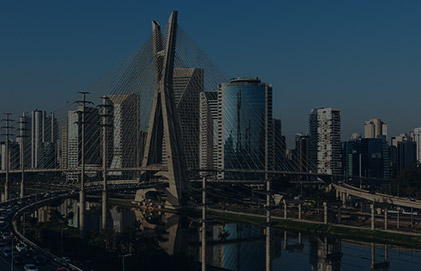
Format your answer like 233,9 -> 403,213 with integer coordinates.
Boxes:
9,192 -> 84,271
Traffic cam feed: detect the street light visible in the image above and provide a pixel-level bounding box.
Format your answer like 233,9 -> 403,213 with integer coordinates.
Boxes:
119,254 -> 131,271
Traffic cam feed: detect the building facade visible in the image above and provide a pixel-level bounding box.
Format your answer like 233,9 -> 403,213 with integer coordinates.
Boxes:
173,68 -> 204,178
364,119 -> 387,139
309,108 -> 341,175
104,94 -> 140,177
215,77 -> 272,180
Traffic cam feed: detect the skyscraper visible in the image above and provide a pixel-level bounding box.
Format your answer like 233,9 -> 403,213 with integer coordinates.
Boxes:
309,107 -> 341,175
215,77 -> 272,180
199,91 -> 218,173
66,106 -> 100,181
364,119 -> 387,139
414,128 -> 421,162
30,110 -> 58,169
104,94 -> 140,176
173,68 -> 204,178
295,134 -> 310,179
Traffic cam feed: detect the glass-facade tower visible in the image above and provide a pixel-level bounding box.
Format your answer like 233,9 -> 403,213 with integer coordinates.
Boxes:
216,77 -> 272,180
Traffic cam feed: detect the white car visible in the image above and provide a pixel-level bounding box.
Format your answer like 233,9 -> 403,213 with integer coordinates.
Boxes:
24,264 -> 39,271
16,242 -> 27,252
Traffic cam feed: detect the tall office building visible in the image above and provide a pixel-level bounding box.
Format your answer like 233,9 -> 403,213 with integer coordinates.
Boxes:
295,134 -> 310,179
16,112 -> 31,169
173,68 -> 204,178
309,107 -> 341,175
342,137 -> 390,179
272,119 -> 285,171
60,126 -> 68,169
414,128 -> 421,162
199,91 -> 218,173
31,110 -> 58,169
215,77 -> 272,180
1,141 -> 20,170
66,106 -> 100,181
104,94 -> 140,176
364,119 -> 387,139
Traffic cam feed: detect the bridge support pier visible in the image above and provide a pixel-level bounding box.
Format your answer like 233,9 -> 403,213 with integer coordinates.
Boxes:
283,231 -> 287,250
371,243 -> 375,269
384,244 -> 388,262
298,203 -> 302,220
384,208 -> 388,230
298,232 -> 302,245
201,176 -> 206,271
397,208 -> 400,229
283,200 -> 287,219
370,204 -> 375,231
323,202 -> 328,225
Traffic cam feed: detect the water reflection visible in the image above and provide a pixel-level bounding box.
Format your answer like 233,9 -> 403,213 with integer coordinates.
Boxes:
35,199 -> 421,271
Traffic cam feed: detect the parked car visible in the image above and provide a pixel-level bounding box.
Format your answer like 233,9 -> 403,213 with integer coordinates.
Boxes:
24,264 -> 39,271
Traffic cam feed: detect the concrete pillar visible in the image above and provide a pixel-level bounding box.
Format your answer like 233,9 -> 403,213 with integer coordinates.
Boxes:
323,202 -> 328,225
397,208 -> 400,229
341,192 -> 346,206
283,200 -> 287,219
202,176 -> 206,271
384,208 -> 388,230
384,244 -> 388,262
370,204 -> 375,231
371,243 -> 375,268
298,232 -> 302,245
283,231 -> 287,250
336,189 -> 339,199
298,204 -> 302,220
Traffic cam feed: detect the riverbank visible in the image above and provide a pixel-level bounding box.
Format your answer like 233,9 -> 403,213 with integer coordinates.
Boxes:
200,208 -> 421,250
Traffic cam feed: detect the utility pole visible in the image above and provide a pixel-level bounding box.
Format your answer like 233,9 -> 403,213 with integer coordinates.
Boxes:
98,97 -> 112,231
1,113 -> 13,202
16,113 -> 28,198
75,92 -> 94,237
201,176 -> 206,271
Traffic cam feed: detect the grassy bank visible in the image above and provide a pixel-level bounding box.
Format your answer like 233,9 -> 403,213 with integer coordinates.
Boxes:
202,209 -> 421,249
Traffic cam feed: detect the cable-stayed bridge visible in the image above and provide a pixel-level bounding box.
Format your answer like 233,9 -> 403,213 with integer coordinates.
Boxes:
0,11 -> 418,271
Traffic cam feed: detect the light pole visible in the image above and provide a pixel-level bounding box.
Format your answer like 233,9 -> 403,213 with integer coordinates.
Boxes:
119,254 -> 131,271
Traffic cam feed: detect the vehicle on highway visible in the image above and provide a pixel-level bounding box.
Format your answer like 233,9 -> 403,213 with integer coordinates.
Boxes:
16,242 -> 27,252
24,264 -> 39,271
2,247 -> 12,257
1,232 -> 10,240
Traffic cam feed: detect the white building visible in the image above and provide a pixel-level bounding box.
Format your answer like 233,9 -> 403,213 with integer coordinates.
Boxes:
414,128 -> 421,162
309,107 -> 341,175
364,119 -> 387,139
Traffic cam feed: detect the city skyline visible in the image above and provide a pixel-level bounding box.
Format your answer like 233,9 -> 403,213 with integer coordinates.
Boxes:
1,1 -> 421,146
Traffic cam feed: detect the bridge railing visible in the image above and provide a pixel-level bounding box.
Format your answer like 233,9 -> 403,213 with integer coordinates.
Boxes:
10,192 -> 84,271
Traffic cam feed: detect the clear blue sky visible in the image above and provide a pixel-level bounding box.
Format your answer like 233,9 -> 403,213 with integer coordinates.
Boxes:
1,0 -> 421,146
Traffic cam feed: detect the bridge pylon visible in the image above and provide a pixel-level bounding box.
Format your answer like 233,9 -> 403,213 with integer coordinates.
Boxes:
141,11 -> 190,208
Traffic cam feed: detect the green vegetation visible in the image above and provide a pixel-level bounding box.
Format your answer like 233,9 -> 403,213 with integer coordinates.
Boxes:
197,209 -> 421,249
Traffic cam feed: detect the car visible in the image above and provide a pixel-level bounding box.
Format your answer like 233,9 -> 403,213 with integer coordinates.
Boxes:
24,264 -> 39,271
2,247 -> 12,257
1,232 -> 10,240
16,242 -> 27,252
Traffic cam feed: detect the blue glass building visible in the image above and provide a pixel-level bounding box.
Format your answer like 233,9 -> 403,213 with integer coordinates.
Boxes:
216,77 -> 272,180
